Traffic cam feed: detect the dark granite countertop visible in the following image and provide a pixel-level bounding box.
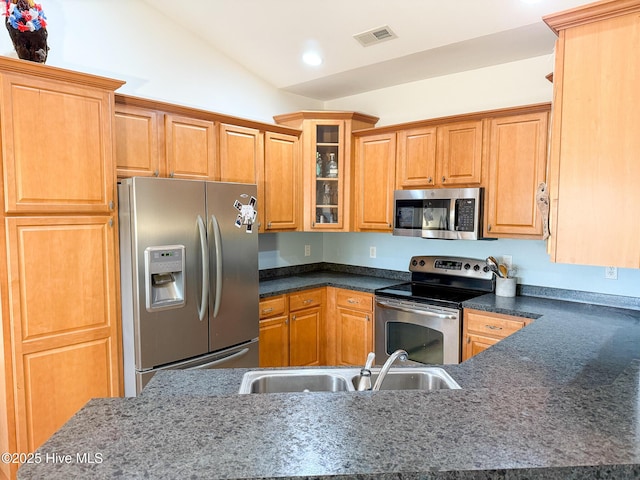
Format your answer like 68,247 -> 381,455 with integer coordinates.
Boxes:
259,268 -> 405,298
18,276 -> 640,479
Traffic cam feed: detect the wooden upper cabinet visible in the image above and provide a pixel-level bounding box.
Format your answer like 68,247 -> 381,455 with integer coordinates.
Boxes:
396,126 -> 437,188
485,109 -> 549,238
218,124 -> 262,184
1,72 -> 122,213
544,1 -> 640,268
164,114 -> 217,179
354,132 -> 396,232
436,120 -> 484,186
115,104 -> 163,178
394,120 -> 483,190
273,111 -> 378,232
261,131 -> 301,232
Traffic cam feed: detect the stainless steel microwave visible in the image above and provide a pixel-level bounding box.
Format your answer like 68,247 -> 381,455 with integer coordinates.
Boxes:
393,188 -> 484,240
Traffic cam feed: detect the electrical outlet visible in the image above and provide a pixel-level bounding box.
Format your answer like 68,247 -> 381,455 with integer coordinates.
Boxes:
369,246 -> 376,258
501,255 -> 513,270
605,266 -> 618,280
304,245 -> 311,257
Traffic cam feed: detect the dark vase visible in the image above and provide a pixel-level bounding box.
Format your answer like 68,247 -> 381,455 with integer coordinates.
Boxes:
6,23 -> 49,63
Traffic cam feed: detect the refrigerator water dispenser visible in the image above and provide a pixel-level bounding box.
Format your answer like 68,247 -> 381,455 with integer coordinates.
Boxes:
144,245 -> 186,311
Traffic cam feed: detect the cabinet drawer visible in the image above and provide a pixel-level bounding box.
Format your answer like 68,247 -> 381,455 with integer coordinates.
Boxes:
289,289 -> 323,312
336,290 -> 373,312
465,311 -> 527,339
259,295 -> 286,319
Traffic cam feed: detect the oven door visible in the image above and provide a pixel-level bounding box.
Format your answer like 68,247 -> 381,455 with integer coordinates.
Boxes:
375,297 -> 461,365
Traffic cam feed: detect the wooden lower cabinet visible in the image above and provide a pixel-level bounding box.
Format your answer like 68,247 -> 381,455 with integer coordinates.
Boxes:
259,287 -> 374,368
288,289 -> 324,366
462,309 -> 533,361
331,288 -> 374,366
258,295 -> 289,368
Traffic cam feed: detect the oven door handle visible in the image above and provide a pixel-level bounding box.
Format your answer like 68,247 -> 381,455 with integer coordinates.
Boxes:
376,299 -> 458,319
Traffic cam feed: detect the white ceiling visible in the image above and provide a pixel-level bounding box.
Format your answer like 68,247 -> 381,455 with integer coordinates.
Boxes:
142,0 -> 594,101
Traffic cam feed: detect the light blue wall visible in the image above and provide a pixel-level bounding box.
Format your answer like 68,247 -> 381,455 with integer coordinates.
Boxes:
259,232 -> 640,299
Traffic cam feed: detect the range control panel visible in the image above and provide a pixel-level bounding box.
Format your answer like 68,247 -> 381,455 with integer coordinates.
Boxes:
409,256 -> 493,280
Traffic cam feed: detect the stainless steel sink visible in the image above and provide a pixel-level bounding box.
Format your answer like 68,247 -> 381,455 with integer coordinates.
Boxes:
350,370 -> 456,391
242,372 -> 350,393
238,367 -> 460,394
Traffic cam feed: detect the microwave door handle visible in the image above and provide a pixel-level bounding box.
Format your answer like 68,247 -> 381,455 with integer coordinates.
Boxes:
376,300 -> 457,320
449,200 -> 456,231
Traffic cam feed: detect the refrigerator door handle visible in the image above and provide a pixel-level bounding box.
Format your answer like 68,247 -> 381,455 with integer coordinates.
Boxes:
189,347 -> 249,369
210,214 -> 223,318
196,215 -> 209,321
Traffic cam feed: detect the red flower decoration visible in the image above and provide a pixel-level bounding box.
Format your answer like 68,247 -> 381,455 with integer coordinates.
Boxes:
17,23 -> 29,32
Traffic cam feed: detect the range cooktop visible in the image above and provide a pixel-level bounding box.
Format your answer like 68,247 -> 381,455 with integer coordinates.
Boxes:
375,255 -> 495,309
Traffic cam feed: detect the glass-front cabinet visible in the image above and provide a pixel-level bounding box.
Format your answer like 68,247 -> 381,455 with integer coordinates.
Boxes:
273,111 -> 379,231
313,122 -> 343,228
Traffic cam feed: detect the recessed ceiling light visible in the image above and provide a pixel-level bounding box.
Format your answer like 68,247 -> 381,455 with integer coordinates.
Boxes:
302,51 -> 322,66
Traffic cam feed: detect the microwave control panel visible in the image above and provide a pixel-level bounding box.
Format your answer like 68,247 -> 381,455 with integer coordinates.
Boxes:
455,199 -> 476,231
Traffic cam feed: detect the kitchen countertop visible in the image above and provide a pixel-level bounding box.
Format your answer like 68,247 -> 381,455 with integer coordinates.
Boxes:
258,270 -> 403,297
18,273 -> 640,479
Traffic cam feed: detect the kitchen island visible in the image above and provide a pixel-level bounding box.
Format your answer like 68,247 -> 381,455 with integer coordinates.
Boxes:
18,286 -> 640,479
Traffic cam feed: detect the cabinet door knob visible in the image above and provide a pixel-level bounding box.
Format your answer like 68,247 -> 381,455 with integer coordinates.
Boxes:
441,176 -> 446,183
487,224 -> 492,231
169,172 -> 175,178
366,315 -> 370,322
292,315 -> 297,321
153,170 -> 159,177
427,176 -> 433,184
108,201 -> 115,210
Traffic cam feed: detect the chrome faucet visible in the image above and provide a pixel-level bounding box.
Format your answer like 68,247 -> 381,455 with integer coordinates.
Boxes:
371,349 -> 408,391
356,352 -> 376,391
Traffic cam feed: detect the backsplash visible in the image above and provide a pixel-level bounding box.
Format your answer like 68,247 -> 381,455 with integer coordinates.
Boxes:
259,232 -> 640,299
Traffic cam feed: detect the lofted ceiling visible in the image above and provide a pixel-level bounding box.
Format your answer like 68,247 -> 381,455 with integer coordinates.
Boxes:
142,0 -> 595,101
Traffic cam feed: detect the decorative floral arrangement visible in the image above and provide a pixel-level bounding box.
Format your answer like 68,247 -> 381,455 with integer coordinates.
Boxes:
3,0 -> 46,32
2,0 -> 49,63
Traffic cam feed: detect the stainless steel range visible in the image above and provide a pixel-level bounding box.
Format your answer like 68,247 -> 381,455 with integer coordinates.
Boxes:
375,256 -> 494,365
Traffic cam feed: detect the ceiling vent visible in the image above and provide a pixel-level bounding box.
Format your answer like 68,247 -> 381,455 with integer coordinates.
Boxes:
353,25 -> 398,47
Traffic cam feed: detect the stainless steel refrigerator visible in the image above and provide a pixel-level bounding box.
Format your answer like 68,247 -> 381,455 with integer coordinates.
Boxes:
118,177 -> 259,396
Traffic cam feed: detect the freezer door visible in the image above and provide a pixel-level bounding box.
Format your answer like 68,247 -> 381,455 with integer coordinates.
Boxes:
134,339 -> 259,395
206,182 -> 259,351
125,177 -> 209,370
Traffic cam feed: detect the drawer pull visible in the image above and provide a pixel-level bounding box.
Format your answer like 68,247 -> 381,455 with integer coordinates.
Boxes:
485,325 -> 502,330
347,298 -> 359,304
261,307 -> 274,314
366,315 -> 370,322
303,299 -> 314,305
